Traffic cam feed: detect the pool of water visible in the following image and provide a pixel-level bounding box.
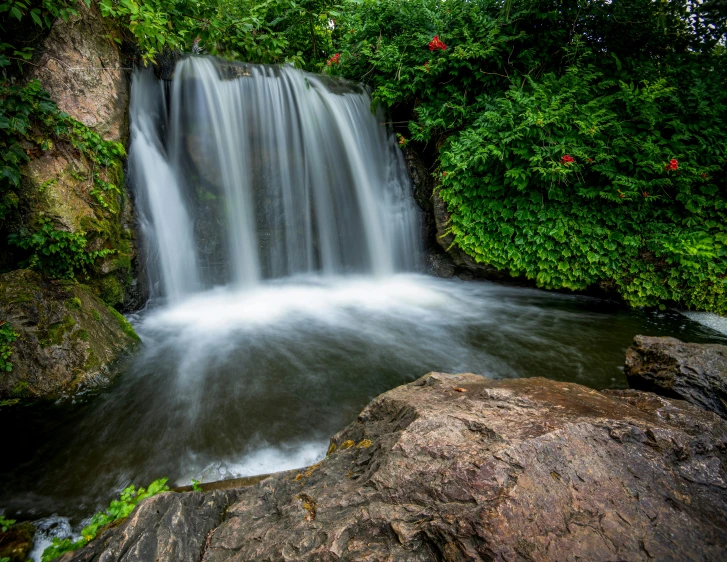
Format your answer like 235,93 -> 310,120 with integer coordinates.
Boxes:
2,274 -> 725,522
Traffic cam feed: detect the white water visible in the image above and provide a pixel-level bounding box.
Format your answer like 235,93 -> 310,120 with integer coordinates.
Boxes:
130,57 -> 421,300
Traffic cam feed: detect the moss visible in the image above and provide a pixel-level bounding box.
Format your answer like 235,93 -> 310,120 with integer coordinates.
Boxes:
44,316 -> 76,346
75,329 -> 90,342
99,276 -> 124,307
11,380 -> 28,397
107,306 -> 140,342
83,349 -> 99,371
67,297 -> 82,309
92,310 -> 101,321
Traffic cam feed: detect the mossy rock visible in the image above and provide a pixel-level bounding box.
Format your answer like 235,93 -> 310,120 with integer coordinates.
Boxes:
0,521 -> 35,562
0,269 -> 140,399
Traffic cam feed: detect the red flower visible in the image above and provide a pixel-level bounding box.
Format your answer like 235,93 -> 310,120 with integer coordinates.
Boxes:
561,154 -> 575,165
326,53 -> 341,66
643,191 -> 649,198
617,189 -> 625,199
665,158 -> 678,171
429,36 -> 447,51
349,29 -> 354,34
701,172 -> 707,178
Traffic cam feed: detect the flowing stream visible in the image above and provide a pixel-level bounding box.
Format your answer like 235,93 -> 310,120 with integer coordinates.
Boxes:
2,57 -> 726,530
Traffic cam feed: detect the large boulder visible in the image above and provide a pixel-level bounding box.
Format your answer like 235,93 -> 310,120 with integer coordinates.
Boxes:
0,269 -> 139,399
625,335 -> 727,419
62,373 -> 727,562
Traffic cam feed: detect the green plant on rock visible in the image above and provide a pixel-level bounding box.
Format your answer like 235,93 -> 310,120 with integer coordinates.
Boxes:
8,218 -> 114,279
41,478 -> 169,562
0,514 -> 15,532
0,321 -> 18,373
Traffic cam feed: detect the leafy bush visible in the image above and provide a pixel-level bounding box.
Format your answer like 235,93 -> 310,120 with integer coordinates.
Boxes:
332,0 -> 727,312
0,321 -> 17,372
98,0 -> 339,67
41,478 -> 169,562
8,218 -> 114,279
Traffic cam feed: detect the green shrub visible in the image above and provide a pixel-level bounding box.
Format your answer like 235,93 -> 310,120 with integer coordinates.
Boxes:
8,218 -> 113,279
332,0 -> 727,312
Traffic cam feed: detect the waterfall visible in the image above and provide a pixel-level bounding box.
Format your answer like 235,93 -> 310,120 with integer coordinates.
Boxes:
129,56 -> 421,300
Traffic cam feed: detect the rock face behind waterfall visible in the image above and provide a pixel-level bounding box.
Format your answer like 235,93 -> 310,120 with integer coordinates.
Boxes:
64,373 -> 727,562
0,269 -> 139,399
626,335 -> 727,419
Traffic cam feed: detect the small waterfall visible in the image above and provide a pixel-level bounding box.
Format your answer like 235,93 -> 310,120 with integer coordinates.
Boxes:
129,56 -> 421,299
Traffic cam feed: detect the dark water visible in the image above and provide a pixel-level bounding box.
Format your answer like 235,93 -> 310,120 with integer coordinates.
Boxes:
2,275 -> 725,523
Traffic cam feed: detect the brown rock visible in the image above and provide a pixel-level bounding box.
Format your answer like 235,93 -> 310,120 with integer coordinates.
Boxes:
625,335 -> 727,419
64,373 -> 727,561
0,269 -> 139,399
27,0 -> 129,142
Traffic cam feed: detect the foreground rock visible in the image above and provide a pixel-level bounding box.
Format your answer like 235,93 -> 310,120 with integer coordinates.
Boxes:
64,373 -> 727,562
626,335 -> 727,419
0,269 -> 139,399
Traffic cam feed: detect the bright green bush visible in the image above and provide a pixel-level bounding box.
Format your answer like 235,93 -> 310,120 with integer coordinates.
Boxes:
98,0 -> 339,67
332,0 -> 727,312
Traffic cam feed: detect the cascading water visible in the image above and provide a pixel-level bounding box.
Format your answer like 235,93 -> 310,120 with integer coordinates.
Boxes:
130,57 -> 421,299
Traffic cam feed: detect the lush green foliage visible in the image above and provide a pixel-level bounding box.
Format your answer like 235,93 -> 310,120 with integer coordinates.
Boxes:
8,218 -> 114,278
0,321 -> 17,372
98,0 -> 339,67
332,0 -> 727,312
41,478 -> 170,562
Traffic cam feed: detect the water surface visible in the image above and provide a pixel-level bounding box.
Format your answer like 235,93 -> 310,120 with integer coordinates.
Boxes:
2,274 -> 725,522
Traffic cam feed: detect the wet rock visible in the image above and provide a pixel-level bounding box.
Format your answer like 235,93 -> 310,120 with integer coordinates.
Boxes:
0,521 -> 34,562
0,269 -> 139,399
65,373 -> 727,561
625,335 -> 727,419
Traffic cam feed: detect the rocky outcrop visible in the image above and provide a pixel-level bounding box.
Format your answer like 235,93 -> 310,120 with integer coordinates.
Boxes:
0,269 -> 139,399
625,335 -> 727,419
63,372 -> 727,562
13,0 -> 140,309
402,147 -> 456,277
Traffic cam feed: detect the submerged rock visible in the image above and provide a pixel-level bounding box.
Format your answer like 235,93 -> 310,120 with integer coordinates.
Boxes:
626,335 -> 727,419
0,269 -> 139,399
63,373 -> 727,561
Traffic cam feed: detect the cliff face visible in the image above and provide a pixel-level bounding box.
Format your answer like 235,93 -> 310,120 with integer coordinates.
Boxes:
0,3 -> 141,398
16,0 -> 140,309
61,372 -> 727,562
